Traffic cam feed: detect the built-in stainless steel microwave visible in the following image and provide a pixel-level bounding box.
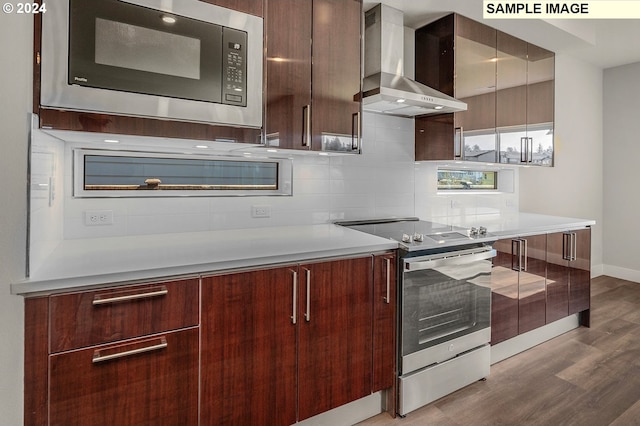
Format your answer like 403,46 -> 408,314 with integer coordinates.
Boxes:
40,0 -> 263,128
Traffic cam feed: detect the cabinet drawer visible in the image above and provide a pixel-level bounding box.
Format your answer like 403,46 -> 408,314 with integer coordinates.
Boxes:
50,278 -> 199,353
49,328 -> 199,426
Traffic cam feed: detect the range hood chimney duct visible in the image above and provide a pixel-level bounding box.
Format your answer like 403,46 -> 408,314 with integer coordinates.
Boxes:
361,4 -> 467,117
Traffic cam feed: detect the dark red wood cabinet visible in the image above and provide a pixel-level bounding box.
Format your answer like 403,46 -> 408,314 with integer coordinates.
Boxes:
25,278 -> 200,426
297,257 -> 373,420
200,266 -> 298,426
491,234 -> 548,344
201,256 -> 376,425
515,235 -> 548,334
490,238 -> 520,344
547,229 -> 591,325
265,0 -> 362,152
373,253 -> 397,416
414,13 -> 554,165
49,329 -> 199,426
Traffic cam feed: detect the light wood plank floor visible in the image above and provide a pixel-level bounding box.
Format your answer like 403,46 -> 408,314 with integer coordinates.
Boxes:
360,276 -> 640,426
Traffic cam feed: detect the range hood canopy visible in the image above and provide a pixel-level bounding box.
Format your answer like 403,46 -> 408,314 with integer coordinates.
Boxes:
362,4 -> 467,117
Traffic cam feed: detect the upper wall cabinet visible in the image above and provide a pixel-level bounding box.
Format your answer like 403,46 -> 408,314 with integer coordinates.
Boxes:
414,14 -> 554,166
265,0 -> 362,153
496,32 -> 555,166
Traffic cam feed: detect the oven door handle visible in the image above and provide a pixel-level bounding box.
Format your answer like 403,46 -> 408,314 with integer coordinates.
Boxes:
404,248 -> 496,272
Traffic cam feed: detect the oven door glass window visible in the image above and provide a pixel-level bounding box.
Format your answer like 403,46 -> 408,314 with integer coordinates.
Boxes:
401,260 -> 491,357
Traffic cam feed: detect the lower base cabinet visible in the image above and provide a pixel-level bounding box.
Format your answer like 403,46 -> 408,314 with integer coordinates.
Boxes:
201,256 -> 378,425
24,252 -> 397,426
200,266 -> 298,426
490,228 -> 591,345
49,328 -> 199,426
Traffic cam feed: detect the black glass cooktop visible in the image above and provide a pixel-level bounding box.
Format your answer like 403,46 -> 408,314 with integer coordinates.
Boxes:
336,217 -> 494,251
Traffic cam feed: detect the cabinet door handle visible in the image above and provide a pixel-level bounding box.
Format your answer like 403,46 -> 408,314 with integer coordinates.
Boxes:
528,137 -> 534,163
520,137 -> 528,163
523,238 -> 528,272
511,239 -> 520,271
384,257 -> 391,304
304,269 -> 311,322
562,232 -> 570,260
92,286 -> 168,306
571,232 -> 577,261
454,127 -> 464,159
352,111 -> 361,151
92,337 -> 167,363
302,104 -> 311,147
291,270 -> 298,324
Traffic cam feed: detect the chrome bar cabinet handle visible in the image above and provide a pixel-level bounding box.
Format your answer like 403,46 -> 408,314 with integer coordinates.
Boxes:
454,127 -> 464,159
291,270 -> 298,324
384,257 -> 391,304
302,104 -> 311,147
304,269 -> 311,322
92,286 -> 168,306
523,239 -> 528,272
352,111 -> 361,151
92,337 -> 168,363
520,137 -> 528,163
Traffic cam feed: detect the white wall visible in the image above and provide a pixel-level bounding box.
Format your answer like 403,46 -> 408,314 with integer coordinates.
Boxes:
603,62 -> 640,281
0,11 -> 31,426
519,54 -> 604,274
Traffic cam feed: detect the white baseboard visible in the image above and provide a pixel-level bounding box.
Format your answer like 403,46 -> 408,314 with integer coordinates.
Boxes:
296,392 -> 383,426
591,263 -> 604,278
602,264 -> 640,284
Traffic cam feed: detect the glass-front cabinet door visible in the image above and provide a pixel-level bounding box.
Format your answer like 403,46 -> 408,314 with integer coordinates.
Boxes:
527,44 -> 555,166
496,31 -> 554,166
454,15 -> 498,163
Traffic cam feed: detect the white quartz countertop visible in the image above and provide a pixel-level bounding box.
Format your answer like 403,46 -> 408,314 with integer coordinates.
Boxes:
12,224 -> 397,296
450,212 -> 596,237
12,213 -> 595,296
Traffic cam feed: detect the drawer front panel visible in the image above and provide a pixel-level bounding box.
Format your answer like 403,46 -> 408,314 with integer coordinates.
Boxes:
49,328 -> 199,426
50,278 -> 199,352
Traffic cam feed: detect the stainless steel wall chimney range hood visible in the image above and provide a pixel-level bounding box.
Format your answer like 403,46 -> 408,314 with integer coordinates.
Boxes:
361,4 -> 467,117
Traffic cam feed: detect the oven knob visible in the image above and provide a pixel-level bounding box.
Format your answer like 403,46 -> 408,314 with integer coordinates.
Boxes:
402,233 -> 412,243
479,226 -> 487,235
413,233 -> 424,242
470,227 -> 479,237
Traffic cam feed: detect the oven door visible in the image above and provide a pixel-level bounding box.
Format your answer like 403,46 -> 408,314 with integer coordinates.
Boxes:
400,246 -> 495,374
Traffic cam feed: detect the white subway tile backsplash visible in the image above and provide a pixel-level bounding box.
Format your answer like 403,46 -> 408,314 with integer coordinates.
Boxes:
31,110 -> 519,274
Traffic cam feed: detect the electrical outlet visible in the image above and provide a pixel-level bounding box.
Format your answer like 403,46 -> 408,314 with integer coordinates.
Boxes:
251,205 -> 271,218
84,210 -> 114,226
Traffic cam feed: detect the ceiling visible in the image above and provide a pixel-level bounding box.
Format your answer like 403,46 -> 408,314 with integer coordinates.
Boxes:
363,0 -> 640,70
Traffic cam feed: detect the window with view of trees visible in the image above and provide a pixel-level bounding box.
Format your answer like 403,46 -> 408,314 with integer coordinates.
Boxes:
437,170 -> 498,191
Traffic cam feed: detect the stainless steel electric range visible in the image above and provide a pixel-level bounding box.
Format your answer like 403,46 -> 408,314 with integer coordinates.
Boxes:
337,218 -> 496,416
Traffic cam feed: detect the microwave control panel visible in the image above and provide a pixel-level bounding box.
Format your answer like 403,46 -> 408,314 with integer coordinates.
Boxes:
222,28 -> 248,107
